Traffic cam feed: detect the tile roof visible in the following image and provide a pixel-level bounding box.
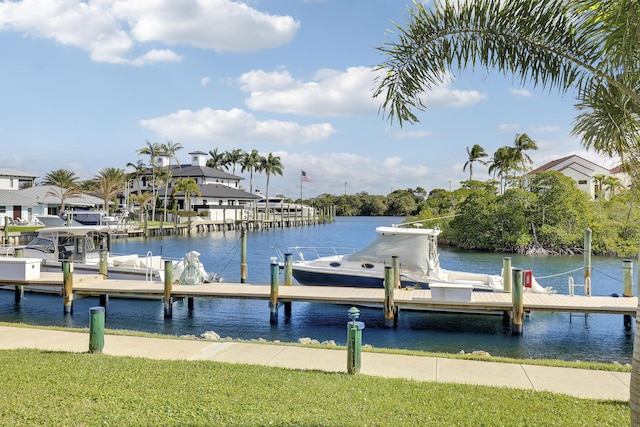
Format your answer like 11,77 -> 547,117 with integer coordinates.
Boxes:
0,190 -> 38,206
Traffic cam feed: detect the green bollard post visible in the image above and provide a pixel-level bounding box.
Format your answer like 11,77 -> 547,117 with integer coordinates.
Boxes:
89,306 -> 105,353
270,258 -> 279,324
347,307 -> 364,374
502,257 -> 512,293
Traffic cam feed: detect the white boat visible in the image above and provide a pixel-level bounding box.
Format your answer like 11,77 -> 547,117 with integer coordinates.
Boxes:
18,225 -> 221,283
286,223 -> 551,293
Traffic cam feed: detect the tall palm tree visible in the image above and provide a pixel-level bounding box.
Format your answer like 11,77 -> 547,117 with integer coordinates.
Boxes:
42,169 -> 81,213
372,0 -> 640,418
463,144 -> 489,181
138,141 -> 164,221
224,148 -> 245,176
240,149 -> 264,194
488,147 -> 519,194
512,133 -> 538,173
260,153 -> 284,221
160,140 -> 183,222
93,167 -> 126,215
172,178 -> 201,232
207,148 -> 228,170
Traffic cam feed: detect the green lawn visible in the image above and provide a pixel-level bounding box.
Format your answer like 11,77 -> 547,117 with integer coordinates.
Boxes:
0,349 -> 629,426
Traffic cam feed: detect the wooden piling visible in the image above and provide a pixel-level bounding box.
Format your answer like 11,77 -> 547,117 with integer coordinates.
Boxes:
383,266 -> 397,327
240,229 -> 247,283
270,260 -> 279,324
623,259 -> 634,297
283,253 -> 293,316
13,248 -> 24,303
3,217 -> 8,244
62,261 -> 73,314
99,249 -> 108,278
511,268 -> 524,335
163,260 -> 173,318
584,228 -> 592,287
392,255 -> 400,289
502,257 -> 512,293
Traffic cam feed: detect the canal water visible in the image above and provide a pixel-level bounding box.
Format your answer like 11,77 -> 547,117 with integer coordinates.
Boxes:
0,216 -> 635,364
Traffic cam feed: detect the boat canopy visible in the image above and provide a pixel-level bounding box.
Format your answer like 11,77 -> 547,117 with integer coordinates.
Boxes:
345,226 -> 441,275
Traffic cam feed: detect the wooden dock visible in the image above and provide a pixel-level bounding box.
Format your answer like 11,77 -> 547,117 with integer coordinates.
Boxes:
3,272 -> 637,317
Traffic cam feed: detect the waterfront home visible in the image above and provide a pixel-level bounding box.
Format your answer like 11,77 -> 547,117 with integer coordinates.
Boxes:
0,168 -> 36,190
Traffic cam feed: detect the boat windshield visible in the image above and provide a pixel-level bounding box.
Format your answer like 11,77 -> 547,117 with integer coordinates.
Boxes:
25,237 -> 55,254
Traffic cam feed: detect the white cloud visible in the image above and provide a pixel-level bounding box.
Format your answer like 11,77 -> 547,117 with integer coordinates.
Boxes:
509,88 -> 533,97
139,107 -> 336,144
498,123 -> 519,133
386,129 -> 434,139
0,0 -> 299,64
201,77 -> 211,87
528,125 -> 561,133
239,67 -> 486,117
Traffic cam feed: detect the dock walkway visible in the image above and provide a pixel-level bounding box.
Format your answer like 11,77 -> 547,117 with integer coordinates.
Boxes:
4,272 -> 637,316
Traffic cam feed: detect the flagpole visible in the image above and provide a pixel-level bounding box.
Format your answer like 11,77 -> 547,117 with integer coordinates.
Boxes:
300,171 -> 303,200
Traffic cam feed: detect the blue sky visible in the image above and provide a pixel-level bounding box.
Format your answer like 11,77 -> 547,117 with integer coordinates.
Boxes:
0,0 -> 619,199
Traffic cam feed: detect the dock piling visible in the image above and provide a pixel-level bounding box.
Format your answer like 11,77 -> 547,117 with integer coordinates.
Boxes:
392,255 -> 400,289
89,306 -> 105,353
584,228 -> 592,287
284,253 -> 293,317
383,266 -> 397,328
13,248 -> 24,303
62,261 -> 73,314
511,268 -> 524,336
270,258 -> 279,324
99,249 -> 108,278
163,260 -> 173,318
240,229 -> 247,283
502,257 -> 512,293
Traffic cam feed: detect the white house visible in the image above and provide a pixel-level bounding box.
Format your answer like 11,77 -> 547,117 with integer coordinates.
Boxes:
0,168 -> 36,191
133,150 -> 261,221
528,155 -> 629,199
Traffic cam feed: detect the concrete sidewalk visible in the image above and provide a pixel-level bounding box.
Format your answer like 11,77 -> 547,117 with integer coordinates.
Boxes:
0,325 -> 630,401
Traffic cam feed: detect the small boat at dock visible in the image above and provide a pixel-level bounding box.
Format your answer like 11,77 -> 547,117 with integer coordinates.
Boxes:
284,222 -> 551,293
13,225 -> 221,283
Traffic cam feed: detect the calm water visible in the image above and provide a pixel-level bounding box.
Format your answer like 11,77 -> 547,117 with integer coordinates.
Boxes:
0,217 -> 635,364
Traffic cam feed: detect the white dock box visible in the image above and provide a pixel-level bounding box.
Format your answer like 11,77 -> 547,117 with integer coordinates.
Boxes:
0,257 -> 42,281
430,283 -> 474,302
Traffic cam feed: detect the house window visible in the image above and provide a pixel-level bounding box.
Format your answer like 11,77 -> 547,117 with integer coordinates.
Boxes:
0,206 -> 5,213
578,180 -> 587,185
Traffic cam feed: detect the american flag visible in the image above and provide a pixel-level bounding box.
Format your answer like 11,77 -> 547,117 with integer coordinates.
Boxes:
301,170 -> 311,182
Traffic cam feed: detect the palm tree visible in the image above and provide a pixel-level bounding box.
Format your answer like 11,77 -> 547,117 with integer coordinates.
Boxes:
463,144 -> 489,181
240,149 -> 264,194
592,174 -> 608,199
129,191 -> 154,236
126,159 -> 147,202
138,141 -> 164,221
225,148 -> 245,176
207,148 -> 228,170
160,140 -> 183,222
512,133 -> 538,173
172,178 -> 201,231
42,169 -> 81,213
93,167 -> 126,215
260,153 -> 284,221
372,0 -> 640,418
488,146 -> 519,194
